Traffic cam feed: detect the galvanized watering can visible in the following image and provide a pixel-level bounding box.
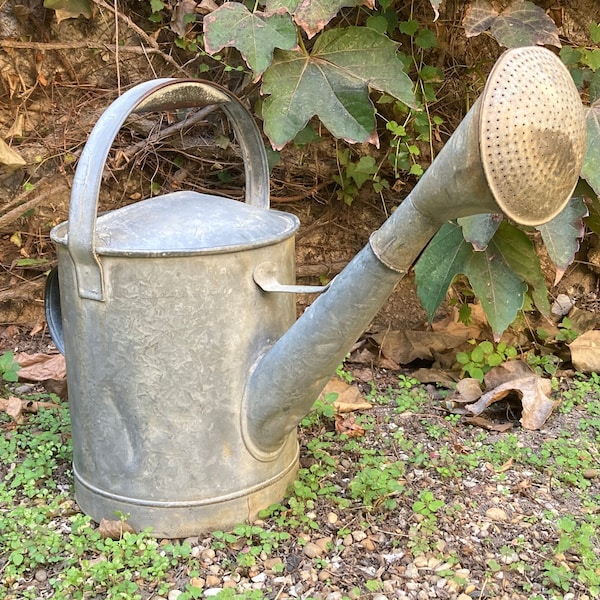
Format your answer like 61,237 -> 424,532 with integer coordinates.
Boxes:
46,47 -> 585,538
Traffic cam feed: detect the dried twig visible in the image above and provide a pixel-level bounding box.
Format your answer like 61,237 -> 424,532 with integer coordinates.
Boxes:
0,34 -> 190,78
0,180 -> 69,231
92,0 -> 191,76
117,106 -> 217,163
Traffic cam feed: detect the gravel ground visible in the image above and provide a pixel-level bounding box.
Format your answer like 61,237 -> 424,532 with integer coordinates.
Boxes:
136,369 -> 600,600
2,361 -> 599,600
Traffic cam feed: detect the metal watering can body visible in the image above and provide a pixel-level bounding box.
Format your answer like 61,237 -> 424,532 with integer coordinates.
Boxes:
47,47 -> 586,537
47,80 -> 313,537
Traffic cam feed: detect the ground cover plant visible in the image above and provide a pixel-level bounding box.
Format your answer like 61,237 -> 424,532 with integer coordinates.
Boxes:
1,367 -> 600,599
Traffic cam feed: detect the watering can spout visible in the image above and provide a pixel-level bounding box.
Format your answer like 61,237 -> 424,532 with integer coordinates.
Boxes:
243,46 -> 587,455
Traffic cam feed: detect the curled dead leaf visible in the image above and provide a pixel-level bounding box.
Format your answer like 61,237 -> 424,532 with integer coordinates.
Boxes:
320,378 -> 372,413
465,376 -> 556,430
455,378 -> 483,403
496,457 -> 513,473
370,329 -> 471,365
3,396 -> 24,423
98,518 -> 136,540
483,360 -> 534,389
0,138 -> 26,168
14,352 -> 66,381
0,396 -> 62,423
569,330 -> 600,373
334,413 -> 365,437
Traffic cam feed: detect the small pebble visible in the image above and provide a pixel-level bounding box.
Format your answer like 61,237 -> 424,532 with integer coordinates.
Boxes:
201,548 -> 216,562
303,542 -> 324,558
168,591 -> 183,600
360,538 -> 376,551
315,536 -> 332,552
552,293 -> 573,315
34,569 -> 48,582
263,557 -> 283,569
189,577 -> 204,588
485,507 -> 508,522
351,530 -> 367,542
413,555 -> 428,568
15,385 -> 34,395
205,575 -> 221,587
405,563 -> 419,579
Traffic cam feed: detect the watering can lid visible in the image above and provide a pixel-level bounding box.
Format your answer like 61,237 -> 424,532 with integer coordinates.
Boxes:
51,191 -> 299,256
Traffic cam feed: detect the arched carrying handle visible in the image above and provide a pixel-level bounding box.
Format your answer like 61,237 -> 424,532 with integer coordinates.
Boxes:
68,79 -> 270,301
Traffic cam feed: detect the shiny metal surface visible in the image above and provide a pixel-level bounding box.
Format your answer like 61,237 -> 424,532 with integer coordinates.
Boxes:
479,46 -> 585,225
48,80 -> 300,538
47,48 -> 586,536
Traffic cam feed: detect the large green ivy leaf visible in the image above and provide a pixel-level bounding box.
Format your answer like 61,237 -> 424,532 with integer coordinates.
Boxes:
581,101 -> 600,196
464,242 -> 527,338
536,196 -> 587,281
264,0 -> 300,14
457,213 -> 502,251
261,26 -> 417,149
463,0 -> 560,48
204,3 -> 297,76
492,222 -> 549,316
587,197 -> 600,235
414,223 -> 473,321
462,0 -> 497,37
294,0 -> 374,39
415,222 -> 533,337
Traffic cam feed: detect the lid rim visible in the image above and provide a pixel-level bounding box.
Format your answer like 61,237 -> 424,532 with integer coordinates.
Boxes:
50,191 -> 300,255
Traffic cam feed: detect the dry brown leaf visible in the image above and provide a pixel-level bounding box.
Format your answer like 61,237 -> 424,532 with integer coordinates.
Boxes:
198,0 -> 219,12
0,397 -> 61,423
98,518 -> 136,540
483,360 -> 534,389
321,378 -> 372,413
14,352 -> 66,381
370,330 -> 471,365
455,378 -> 483,403
568,307 -> 600,334
569,330 -> 600,373
465,376 -> 556,430
171,0 -> 199,36
0,138 -> 26,168
431,304 -> 484,340
334,413 -> 365,437
411,368 -> 459,388
496,457 -> 513,473
4,396 -> 24,423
